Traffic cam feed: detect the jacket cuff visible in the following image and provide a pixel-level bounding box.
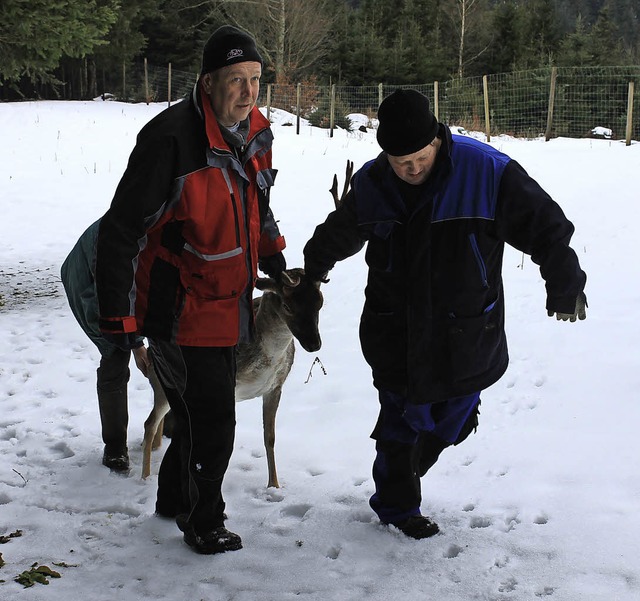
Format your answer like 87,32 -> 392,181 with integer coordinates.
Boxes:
258,234 -> 286,257
99,315 -> 138,334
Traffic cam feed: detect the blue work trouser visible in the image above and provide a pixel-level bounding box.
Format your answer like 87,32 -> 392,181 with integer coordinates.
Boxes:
369,390 -> 481,526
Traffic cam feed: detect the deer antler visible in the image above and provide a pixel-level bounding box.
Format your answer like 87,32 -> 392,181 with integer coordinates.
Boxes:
329,160 -> 354,209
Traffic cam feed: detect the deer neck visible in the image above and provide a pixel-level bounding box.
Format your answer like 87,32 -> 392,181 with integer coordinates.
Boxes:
254,295 -> 293,355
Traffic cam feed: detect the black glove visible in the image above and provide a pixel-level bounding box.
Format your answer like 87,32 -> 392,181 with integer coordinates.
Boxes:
547,291 -> 587,322
259,252 -> 286,278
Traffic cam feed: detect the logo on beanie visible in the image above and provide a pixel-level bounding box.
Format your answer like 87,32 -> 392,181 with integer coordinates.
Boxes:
227,48 -> 244,61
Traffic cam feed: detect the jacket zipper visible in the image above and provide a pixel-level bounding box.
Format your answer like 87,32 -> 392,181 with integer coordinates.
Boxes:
468,233 -> 489,288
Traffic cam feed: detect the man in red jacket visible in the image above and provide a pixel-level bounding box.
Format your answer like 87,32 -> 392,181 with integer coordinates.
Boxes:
95,26 -> 286,554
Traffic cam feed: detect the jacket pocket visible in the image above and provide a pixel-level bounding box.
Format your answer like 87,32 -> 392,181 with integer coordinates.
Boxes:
446,299 -> 501,383
365,221 -> 396,272
179,245 -> 247,300
359,305 -> 406,377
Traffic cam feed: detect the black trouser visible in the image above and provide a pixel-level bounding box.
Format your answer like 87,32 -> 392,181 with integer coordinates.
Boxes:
150,340 -> 237,534
96,347 -> 131,455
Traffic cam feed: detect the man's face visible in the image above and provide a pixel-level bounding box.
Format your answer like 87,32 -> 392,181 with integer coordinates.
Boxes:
387,138 -> 441,186
202,61 -> 262,127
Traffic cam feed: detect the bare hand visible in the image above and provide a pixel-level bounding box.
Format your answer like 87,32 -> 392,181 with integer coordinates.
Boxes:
132,345 -> 151,377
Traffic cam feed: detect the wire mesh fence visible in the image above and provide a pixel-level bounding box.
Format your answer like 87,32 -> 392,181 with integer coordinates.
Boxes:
116,62 -> 639,142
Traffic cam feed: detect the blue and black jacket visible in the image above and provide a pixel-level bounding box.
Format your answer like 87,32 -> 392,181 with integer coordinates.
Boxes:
303,126 -> 586,403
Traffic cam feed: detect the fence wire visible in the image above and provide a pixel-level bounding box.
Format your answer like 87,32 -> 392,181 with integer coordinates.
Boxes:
117,63 -> 639,141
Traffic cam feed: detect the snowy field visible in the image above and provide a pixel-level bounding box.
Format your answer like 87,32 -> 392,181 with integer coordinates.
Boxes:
0,98 -> 639,600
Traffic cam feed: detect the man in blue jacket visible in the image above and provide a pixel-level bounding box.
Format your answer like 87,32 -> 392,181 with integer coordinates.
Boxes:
301,89 -> 587,539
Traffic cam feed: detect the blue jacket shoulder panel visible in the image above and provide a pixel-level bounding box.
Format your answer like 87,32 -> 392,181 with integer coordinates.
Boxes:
432,135 -> 511,223
352,157 -> 405,228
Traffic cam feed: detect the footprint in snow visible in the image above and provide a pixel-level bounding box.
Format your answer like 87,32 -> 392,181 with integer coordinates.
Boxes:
280,503 -> 312,519
443,543 -> 464,559
0,425 -> 19,441
469,515 -> 492,529
50,441 -> 75,459
499,577 -> 518,593
535,586 -> 555,597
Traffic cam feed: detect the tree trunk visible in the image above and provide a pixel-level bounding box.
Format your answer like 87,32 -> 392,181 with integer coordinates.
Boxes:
458,0 -> 467,78
275,0 -> 286,82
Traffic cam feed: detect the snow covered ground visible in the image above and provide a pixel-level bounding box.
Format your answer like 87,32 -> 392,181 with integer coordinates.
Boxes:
0,98 -> 639,600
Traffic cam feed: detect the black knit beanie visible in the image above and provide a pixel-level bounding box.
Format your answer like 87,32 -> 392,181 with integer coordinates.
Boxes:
200,26 -> 263,75
376,89 -> 439,156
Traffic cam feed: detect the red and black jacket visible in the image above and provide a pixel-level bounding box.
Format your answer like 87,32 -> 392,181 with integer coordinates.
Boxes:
96,84 -> 285,346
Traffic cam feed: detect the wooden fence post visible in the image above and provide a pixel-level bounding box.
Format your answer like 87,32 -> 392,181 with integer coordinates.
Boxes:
122,61 -> 126,100
266,83 -> 272,121
330,84 -> 336,138
378,83 -> 383,108
626,81 -> 635,147
433,81 -> 439,121
296,83 -> 301,135
545,67 -> 558,142
167,63 -> 172,107
144,58 -> 149,105
483,75 -> 491,142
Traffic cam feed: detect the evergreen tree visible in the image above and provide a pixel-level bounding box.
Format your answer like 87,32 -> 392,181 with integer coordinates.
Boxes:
606,0 -> 640,59
558,14 -> 593,65
520,0 -> 564,67
482,1 -> 523,73
340,7 -> 392,84
587,4 -> 627,64
93,0 -> 164,72
141,0 -> 216,73
315,1 -> 354,83
0,0 -> 117,87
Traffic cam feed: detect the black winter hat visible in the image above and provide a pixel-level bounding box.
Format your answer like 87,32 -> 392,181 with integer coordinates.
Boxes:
200,25 -> 263,75
376,89 -> 439,156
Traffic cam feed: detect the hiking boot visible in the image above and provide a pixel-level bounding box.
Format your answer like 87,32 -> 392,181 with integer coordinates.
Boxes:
176,514 -> 241,554
102,449 -> 130,473
395,515 -> 440,539
182,526 -> 243,554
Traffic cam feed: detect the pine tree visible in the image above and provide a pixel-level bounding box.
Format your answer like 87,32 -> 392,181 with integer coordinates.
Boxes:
0,0 -> 118,86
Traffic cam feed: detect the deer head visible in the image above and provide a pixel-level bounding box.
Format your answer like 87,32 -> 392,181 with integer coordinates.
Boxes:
255,268 -> 323,353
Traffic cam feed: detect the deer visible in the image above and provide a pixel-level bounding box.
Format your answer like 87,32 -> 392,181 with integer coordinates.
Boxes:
141,268 -> 324,488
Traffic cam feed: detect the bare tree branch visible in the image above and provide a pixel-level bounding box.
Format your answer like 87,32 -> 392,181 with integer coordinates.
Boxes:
204,0 -> 335,81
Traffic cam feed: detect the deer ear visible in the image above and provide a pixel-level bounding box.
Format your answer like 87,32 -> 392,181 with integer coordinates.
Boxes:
255,277 -> 277,292
280,270 -> 301,287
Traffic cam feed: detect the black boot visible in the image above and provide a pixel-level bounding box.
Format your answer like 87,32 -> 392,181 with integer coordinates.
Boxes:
97,387 -> 129,472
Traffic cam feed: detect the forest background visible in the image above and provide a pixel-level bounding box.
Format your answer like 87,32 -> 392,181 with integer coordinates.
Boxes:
0,0 -> 638,101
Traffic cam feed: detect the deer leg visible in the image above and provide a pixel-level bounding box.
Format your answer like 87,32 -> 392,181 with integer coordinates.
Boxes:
262,387 -> 283,489
152,417 -> 164,450
141,363 -> 170,479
